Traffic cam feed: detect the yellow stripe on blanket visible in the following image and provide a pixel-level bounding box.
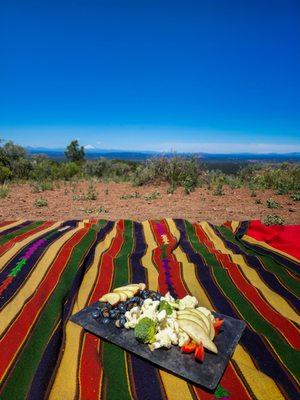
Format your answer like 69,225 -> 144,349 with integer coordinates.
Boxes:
49,224 -> 116,400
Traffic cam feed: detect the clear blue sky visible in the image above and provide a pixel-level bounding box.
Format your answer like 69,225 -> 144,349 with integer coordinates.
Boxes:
0,0 -> 299,153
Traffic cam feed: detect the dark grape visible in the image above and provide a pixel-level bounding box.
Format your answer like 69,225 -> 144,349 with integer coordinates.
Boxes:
152,293 -> 162,301
109,309 -> 119,319
140,290 -> 150,299
119,316 -> 126,328
149,291 -> 162,301
102,317 -> 110,324
92,310 -> 101,319
118,303 -> 126,313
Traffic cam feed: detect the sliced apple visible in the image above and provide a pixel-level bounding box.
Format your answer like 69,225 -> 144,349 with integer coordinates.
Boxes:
178,319 -> 218,354
187,308 -> 214,340
139,282 -> 146,290
177,312 -> 209,335
99,292 -> 120,306
113,285 -> 139,295
124,283 -> 140,290
113,288 -> 135,298
118,292 -> 127,302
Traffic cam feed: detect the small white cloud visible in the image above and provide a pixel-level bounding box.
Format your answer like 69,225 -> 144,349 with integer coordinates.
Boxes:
84,144 -> 95,150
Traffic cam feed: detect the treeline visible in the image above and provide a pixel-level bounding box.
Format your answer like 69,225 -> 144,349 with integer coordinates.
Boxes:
0,139 -> 299,194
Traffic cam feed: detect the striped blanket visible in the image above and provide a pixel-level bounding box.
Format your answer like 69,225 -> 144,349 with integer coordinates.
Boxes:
0,219 -> 299,400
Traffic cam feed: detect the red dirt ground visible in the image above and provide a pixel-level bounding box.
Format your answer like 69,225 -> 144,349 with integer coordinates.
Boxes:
0,181 -> 299,224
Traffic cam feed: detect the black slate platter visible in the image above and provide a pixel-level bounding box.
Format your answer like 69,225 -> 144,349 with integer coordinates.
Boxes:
70,303 -> 245,390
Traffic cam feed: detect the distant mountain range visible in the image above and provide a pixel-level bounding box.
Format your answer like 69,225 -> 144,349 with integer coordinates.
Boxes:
26,147 -> 300,163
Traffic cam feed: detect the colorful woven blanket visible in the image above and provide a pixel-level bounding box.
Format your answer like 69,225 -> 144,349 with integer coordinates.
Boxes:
0,219 -> 299,400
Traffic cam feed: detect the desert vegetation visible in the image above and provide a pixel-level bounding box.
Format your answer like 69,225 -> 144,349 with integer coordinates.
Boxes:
0,139 -> 299,224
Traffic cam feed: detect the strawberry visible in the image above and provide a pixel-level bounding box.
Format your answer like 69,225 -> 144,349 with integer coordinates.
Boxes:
194,343 -> 205,362
213,318 -> 224,335
181,341 -> 197,353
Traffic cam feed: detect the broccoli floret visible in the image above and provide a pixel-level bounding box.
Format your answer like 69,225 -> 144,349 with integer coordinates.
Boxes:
134,317 -> 156,343
158,300 -> 173,315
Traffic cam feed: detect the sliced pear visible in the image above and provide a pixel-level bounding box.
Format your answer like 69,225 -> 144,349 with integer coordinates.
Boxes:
139,282 -> 146,290
178,319 -> 218,354
187,308 -> 214,340
177,312 -> 209,335
99,292 -> 120,306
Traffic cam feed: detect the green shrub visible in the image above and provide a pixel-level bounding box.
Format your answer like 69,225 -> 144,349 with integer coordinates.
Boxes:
120,191 -> 141,199
291,193 -> 300,201
85,182 -> 98,200
227,177 -> 242,189
110,162 -> 132,178
11,158 -> 33,179
276,184 -> 289,195
73,182 -> 98,201
132,156 -> 200,192
264,214 -> 284,226
59,162 -> 80,180
30,158 -> 62,181
83,158 -> 110,178
266,198 -> 280,209
183,177 -> 195,195
213,183 -> 223,196
167,186 -> 175,194
0,140 -> 27,167
144,190 -> 161,201
0,166 -> 12,183
0,184 -> 9,198
31,181 -> 54,193
34,198 -> 48,207
240,163 -> 300,192
98,205 -> 108,213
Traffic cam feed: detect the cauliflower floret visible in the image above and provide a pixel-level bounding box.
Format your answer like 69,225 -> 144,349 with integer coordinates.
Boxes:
168,329 -> 179,345
164,292 -> 175,303
124,317 -> 138,329
130,306 -> 140,316
153,328 -> 173,349
124,306 -> 141,329
139,299 -> 161,322
148,342 -> 162,351
178,329 -> 190,347
142,298 -> 153,308
157,309 -> 167,322
139,307 -> 157,322
178,295 -> 198,310
152,300 -> 160,310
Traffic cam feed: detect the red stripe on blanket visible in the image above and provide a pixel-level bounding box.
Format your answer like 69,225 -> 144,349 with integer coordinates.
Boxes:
0,227 -> 88,381
79,220 -> 124,400
247,220 -> 300,260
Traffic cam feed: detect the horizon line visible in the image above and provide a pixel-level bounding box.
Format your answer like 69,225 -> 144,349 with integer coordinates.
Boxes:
25,146 -> 300,156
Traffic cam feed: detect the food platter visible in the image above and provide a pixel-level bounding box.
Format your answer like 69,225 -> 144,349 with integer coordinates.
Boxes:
70,302 -> 245,390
